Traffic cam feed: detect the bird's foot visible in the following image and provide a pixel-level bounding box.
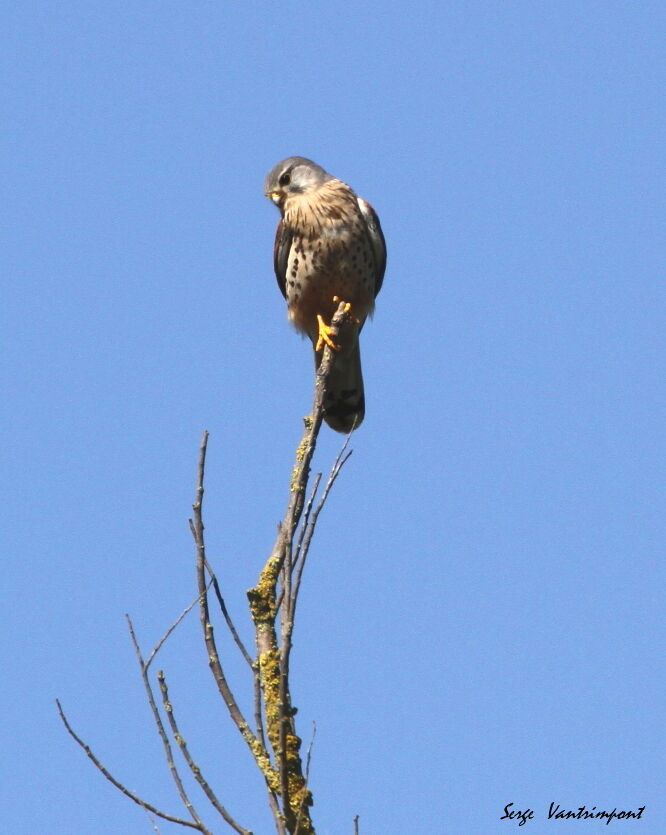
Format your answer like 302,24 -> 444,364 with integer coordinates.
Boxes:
316,298 -> 358,352
316,314 -> 340,352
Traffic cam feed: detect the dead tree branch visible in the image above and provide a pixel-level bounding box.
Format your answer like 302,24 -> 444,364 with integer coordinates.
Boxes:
157,670 -> 252,835
126,614 -> 210,832
56,699 -> 204,831
190,432 -> 280,794
59,299 -> 357,834
245,301 -> 355,833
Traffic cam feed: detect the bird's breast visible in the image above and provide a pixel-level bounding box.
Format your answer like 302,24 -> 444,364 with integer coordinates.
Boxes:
284,232 -> 375,341
281,185 -> 376,341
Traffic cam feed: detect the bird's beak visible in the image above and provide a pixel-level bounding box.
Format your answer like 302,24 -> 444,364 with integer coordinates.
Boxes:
268,191 -> 282,204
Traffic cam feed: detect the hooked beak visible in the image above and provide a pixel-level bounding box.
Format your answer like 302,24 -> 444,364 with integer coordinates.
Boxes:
268,191 -> 282,205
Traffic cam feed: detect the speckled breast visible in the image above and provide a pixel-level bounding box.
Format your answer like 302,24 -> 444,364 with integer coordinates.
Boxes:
284,199 -> 376,338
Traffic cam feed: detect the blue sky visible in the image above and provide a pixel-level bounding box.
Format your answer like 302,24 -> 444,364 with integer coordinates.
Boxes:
3,2 -> 664,833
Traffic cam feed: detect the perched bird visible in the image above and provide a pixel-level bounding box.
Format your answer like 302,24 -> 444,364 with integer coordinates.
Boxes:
264,156 -> 386,432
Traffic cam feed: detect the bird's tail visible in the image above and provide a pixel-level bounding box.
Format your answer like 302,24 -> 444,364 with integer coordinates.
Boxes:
315,335 -> 365,433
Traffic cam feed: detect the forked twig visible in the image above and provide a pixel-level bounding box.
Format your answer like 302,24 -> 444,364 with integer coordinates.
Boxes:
126,614 -> 209,832
191,431 -> 279,792
204,557 -> 253,667
290,434 -> 354,620
145,585 -> 212,670
56,699 -> 203,831
157,670 -> 252,835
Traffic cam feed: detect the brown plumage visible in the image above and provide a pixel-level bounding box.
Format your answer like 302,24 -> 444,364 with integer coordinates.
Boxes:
264,157 -> 386,432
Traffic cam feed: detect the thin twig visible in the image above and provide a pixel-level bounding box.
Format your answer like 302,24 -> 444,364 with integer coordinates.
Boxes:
253,663 -> 266,745
145,584 -> 213,671
268,791 -> 287,835
56,700 -> 203,831
290,440 -> 354,621
204,557 -> 253,668
292,472 -> 322,575
353,815 -> 360,835
304,721 -> 316,785
190,431 -> 278,790
126,615 -> 210,833
278,301 -> 355,575
157,670 -> 252,835
144,810 -> 161,833
294,723 -> 317,835
276,472 -> 322,613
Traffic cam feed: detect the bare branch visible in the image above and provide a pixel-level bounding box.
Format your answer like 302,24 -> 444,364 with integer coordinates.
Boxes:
145,585 -> 212,671
252,661 -> 285,835
304,722 -> 316,785
157,670 -> 252,835
290,472 -> 322,590
204,557 -> 253,668
56,699 -> 204,831
290,435 -> 354,622
253,663 -> 266,745
247,301 -> 355,834
126,615 -> 210,833
191,431 -> 279,794
60,302 -> 358,835
280,302 -> 355,564
144,810 -> 162,833
59,295 -> 362,835
294,723 -> 317,835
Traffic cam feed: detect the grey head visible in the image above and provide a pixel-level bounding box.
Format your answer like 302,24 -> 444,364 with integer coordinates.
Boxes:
264,156 -> 333,207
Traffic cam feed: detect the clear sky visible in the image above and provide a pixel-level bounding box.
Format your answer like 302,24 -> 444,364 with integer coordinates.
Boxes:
3,2 -> 664,833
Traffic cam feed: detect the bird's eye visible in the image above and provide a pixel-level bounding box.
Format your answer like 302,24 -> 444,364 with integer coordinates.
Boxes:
279,172 -> 291,187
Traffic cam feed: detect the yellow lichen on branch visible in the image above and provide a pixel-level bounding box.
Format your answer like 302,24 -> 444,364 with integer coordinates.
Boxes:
247,532 -> 314,833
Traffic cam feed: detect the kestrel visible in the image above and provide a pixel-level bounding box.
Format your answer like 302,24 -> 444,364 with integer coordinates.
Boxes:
264,156 -> 386,432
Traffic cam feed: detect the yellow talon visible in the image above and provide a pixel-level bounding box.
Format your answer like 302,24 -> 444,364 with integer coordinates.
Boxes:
316,298 -> 359,350
316,314 -> 340,352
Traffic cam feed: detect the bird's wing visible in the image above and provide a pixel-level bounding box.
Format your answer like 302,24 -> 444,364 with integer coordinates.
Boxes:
357,197 -> 387,298
273,218 -> 292,300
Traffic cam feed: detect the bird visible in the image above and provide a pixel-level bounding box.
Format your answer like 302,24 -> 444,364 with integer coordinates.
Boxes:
264,156 -> 386,432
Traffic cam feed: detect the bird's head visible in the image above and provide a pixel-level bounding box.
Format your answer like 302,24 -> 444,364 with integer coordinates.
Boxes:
264,156 -> 332,209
